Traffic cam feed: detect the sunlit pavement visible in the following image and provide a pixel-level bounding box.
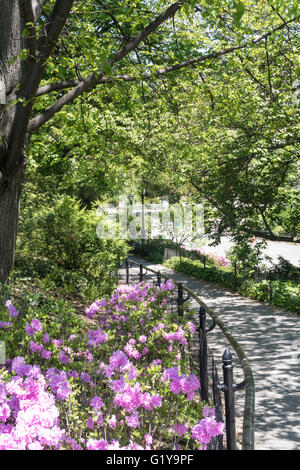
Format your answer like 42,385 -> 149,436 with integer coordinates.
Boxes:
198,236 -> 300,267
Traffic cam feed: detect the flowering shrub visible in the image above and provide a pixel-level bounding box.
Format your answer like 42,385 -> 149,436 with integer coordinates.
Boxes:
0,371 -> 65,450
180,246 -> 230,267
0,281 -> 223,450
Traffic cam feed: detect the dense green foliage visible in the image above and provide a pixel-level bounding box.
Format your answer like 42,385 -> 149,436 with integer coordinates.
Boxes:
16,194 -> 129,301
24,0 -> 299,244
166,255 -> 237,287
5,0 -> 299,308
240,279 -> 300,313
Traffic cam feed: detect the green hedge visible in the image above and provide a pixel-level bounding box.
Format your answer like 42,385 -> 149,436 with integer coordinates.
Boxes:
165,257 -> 300,314
165,257 -> 237,289
240,280 -> 300,313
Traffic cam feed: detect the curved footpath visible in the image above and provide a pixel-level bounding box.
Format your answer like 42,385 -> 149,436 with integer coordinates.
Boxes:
125,256 -> 300,451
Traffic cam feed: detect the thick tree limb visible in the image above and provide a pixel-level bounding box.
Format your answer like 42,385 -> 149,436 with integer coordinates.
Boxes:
36,79 -> 81,96
28,73 -> 101,133
4,0 -> 75,177
28,1 -> 185,131
32,0 -> 47,23
111,1 -> 184,64
21,0 -> 37,56
35,42 -> 248,100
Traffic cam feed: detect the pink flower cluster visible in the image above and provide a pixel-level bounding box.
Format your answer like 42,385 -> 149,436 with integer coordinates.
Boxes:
160,279 -> 175,291
87,327 -> 108,347
191,407 -> 224,449
163,326 -> 187,345
85,300 -> 101,319
0,373 -> 65,450
163,367 -> 200,400
5,300 -> 19,319
114,382 -> 162,414
25,318 -> 43,336
181,246 -> 230,267
45,368 -> 72,400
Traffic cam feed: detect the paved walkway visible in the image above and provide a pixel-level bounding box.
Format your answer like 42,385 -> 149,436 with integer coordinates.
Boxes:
125,256 -> 300,450
192,236 -> 300,267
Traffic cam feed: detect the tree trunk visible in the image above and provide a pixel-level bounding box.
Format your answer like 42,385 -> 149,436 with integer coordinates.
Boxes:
0,1 -> 25,283
0,163 -> 25,283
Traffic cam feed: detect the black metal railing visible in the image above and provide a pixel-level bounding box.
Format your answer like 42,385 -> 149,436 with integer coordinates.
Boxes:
121,257 -> 255,450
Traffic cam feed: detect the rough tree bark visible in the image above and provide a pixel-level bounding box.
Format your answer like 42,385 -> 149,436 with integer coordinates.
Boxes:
0,1 -> 25,283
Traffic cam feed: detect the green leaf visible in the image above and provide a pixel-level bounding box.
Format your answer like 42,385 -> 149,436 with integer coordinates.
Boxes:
183,1 -> 190,16
233,1 -> 245,24
103,62 -> 112,76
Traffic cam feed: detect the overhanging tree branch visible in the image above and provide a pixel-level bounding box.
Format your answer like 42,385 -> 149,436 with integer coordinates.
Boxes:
28,1 -> 186,132
95,0 -> 130,42
31,12 -> 300,132
21,0 -> 37,56
35,43 -> 247,98
4,0 -> 75,177
111,1 -> 184,64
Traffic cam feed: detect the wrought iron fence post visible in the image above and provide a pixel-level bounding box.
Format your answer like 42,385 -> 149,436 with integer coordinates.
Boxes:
221,348 -> 237,450
139,264 -> 143,282
157,271 -> 161,287
199,306 -> 208,402
125,258 -> 129,284
178,282 -> 184,316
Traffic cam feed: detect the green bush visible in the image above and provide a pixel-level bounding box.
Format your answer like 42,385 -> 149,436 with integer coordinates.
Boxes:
16,195 -> 129,298
240,279 -> 300,313
165,257 -> 300,314
165,257 -> 236,289
226,240 -> 267,278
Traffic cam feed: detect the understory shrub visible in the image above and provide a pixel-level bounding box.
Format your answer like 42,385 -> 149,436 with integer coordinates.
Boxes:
240,280 -> 300,313
16,195 -> 129,298
165,257 -> 236,289
165,257 -> 300,314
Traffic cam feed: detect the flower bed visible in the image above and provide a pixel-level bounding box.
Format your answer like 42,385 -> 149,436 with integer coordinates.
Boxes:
0,281 -> 223,450
179,246 -> 231,268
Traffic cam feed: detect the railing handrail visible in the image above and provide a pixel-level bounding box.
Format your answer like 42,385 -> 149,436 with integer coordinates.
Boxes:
126,256 -> 255,450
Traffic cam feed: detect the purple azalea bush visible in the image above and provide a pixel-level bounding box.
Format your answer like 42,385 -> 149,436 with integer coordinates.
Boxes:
0,281 -> 223,450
